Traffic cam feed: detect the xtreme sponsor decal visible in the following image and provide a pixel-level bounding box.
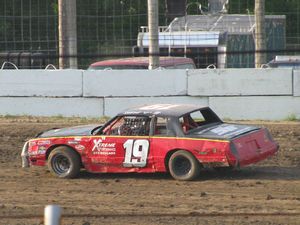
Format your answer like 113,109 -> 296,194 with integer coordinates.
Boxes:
92,137 -> 116,155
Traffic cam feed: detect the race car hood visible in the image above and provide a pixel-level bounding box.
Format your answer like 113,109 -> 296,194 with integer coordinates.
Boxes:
189,123 -> 260,140
37,124 -> 101,138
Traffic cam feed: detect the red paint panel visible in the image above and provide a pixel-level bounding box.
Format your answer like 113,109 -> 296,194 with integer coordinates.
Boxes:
26,130 -> 278,174
232,129 -> 279,166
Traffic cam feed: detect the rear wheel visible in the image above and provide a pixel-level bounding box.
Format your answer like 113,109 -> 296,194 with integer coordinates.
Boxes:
168,150 -> 200,181
48,146 -> 81,179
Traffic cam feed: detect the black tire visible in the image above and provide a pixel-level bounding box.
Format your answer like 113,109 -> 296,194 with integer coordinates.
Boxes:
168,150 -> 200,181
48,146 -> 81,179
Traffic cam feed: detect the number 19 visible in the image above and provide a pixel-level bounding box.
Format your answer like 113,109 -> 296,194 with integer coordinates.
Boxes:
123,139 -> 149,167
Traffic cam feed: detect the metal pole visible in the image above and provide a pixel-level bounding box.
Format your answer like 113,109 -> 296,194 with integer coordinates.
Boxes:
58,0 -> 78,69
255,0 -> 266,68
148,0 -> 159,69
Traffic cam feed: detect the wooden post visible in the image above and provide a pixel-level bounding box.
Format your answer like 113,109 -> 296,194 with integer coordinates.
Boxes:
255,0 -> 266,68
58,0 -> 78,69
148,0 -> 160,69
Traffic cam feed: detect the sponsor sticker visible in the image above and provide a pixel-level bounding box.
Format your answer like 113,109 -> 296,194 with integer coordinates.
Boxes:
75,144 -> 85,151
38,146 -> 47,154
139,104 -> 178,110
68,140 -> 80,145
37,140 -> 51,145
211,125 -> 238,136
92,139 -> 116,155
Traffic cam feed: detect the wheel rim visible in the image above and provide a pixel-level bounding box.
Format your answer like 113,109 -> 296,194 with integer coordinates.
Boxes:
173,156 -> 192,176
51,154 -> 70,175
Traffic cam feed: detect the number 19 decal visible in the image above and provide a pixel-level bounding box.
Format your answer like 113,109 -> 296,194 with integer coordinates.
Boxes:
123,139 -> 149,167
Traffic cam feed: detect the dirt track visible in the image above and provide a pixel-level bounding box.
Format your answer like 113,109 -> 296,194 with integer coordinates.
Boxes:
0,117 -> 300,225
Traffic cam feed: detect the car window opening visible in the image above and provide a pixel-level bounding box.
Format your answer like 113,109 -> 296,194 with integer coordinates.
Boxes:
179,108 -> 222,134
103,116 -> 151,136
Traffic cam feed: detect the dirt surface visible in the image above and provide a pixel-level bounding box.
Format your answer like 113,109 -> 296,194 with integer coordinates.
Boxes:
0,116 -> 300,225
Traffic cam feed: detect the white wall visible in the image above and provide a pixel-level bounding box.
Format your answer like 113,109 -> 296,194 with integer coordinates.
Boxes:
188,68 -> 293,96
0,68 -> 299,120
103,96 -> 208,116
83,70 -> 187,97
0,97 -> 103,117
209,96 -> 300,120
0,70 -> 82,97
294,70 -> 300,97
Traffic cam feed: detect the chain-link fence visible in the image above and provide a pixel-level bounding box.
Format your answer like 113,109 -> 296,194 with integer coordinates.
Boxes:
0,0 -> 299,69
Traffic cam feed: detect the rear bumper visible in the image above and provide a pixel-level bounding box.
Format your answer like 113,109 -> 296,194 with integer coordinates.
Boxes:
21,142 -> 30,168
227,128 -> 280,167
243,143 -> 279,166
236,143 -> 279,167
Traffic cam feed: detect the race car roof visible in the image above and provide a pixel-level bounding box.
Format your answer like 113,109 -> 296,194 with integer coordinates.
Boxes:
118,104 -> 207,117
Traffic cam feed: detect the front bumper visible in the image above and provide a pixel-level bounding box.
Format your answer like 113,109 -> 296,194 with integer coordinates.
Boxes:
21,141 -> 30,168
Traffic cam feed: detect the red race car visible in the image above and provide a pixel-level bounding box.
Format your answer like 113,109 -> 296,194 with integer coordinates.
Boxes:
21,104 -> 279,181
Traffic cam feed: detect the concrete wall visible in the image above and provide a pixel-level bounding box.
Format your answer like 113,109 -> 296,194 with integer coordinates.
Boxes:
210,96 -> 300,120
188,68 -> 292,96
0,68 -> 299,120
294,70 -> 300,97
0,97 -> 103,117
83,70 -> 187,97
104,96 -> 208,116
0,70 -> 82,97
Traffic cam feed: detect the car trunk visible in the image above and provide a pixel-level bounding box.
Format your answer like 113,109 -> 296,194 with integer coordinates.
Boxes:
189,123 -> 279,167
230,128 -> 278,167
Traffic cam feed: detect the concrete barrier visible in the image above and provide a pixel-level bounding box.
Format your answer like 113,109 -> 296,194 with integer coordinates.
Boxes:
0,97 -> 103,117
209,96 -> 300,120
0,70 -> 82,97
103,96 -> 208,116
293,70 -> 300,97
83,70 -> 187,97
188,68 -> 293,96
0,69 -> 299,120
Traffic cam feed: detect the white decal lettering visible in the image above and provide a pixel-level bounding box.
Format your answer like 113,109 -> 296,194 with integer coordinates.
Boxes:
139,104 -> 178,111
211,125 -> 238,136
92,139 -> 103,152
92,139 -> 116,155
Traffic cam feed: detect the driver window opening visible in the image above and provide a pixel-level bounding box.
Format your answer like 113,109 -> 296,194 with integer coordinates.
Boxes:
103,116 -> 151,136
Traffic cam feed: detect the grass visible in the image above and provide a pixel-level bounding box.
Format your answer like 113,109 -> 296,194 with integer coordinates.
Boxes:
285,114 -> 299,121
0,114 -> 111,124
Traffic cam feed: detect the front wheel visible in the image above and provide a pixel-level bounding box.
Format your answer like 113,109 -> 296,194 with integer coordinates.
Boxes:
168,150 -> 200,181
48,146 -> 81,179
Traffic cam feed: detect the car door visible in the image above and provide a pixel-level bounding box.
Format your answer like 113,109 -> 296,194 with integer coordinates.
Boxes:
149,116 -> 175,172
88,115 -> 154,173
